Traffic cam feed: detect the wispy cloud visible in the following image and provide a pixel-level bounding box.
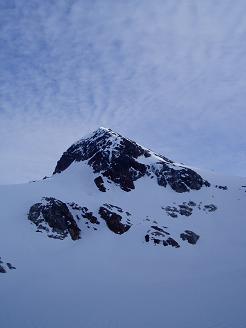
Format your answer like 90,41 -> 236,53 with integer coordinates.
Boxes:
1,0 -> 246,183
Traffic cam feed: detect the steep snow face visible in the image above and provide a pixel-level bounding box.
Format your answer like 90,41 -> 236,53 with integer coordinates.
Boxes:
54,127 -> 210,192
0,128 -> 246,328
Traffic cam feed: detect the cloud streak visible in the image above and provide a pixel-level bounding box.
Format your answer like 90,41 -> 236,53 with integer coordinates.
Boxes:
1,0 -> 246,183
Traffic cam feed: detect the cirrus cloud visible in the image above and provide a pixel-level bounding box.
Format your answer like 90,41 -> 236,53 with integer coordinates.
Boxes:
0,0 -> 246,184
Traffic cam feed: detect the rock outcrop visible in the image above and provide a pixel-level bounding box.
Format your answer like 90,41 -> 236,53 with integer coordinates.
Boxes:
0,264 -> 6,273
28,197 -> 81,240
144,225 -> 180,248
163,201 -> 217,218
98,205 -> 131,234
68,202 -> 100,225
94,176 -> 106,192
180,230 -> 200,245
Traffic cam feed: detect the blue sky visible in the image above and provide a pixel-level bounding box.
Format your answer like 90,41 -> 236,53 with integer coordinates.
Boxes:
1,0 -> 246,184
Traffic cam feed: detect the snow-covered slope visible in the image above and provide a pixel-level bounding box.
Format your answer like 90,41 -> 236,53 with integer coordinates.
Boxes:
1,128 -> 246,328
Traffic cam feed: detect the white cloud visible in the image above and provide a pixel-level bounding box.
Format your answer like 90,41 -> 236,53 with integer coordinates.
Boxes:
0,0 -> 246,184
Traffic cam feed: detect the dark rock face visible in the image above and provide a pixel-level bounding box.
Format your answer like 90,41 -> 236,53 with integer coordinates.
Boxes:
215,185 -> 228,190
203,204 -> 217,212
94,176 -> 106,192
144,225 -> 181,248
98,205 -> 131,234
6,263 -> 16,270
164,201 -> 217,218
166,237 -> 180,248
180,230 -> 200,245
150,225 -> 169,233
164,206 -> 179,218
53,128 -> 149,192
68,202 -> 100,225
179,204 -> 193,216
145,234 -> 150,242
102,155 -> 146,192
53,127 -> 210,193
0,257 -> 15,273
152,162 -> 208,193
28,197 -> 81,240
164,203 -> 193,218
82,210 -> 99,224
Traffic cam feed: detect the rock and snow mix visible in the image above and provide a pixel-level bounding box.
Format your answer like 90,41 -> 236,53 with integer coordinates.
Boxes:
0,127 -> 245,328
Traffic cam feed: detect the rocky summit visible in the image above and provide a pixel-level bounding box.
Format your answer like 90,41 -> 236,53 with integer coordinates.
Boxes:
54,127 -> 210,192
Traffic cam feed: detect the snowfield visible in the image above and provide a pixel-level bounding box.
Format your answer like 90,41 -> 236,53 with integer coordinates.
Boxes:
0,128 -> 246,328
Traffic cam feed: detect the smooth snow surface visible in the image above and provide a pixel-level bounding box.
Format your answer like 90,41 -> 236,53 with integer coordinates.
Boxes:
0,162 -> 246,328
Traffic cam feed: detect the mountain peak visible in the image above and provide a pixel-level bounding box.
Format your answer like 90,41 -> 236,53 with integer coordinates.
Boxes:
96,126 -> 112,133
53,128 -> 210,192
53,127 -> 150,174
77,127 -> 118,142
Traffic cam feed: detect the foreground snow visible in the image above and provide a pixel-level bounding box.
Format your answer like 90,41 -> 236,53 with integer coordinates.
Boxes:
0,130 -> 246,328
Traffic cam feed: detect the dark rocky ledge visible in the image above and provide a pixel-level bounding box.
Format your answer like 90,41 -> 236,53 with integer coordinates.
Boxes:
98,205 -> 131,234
68,202 -> 100,225
163,201 -> 217,218
0,264 -> 6,273
180,230 -> 200,245
53,127 -> 210,193
152,162 -> 209,193
94,176 -> 106,192
28,197 -> 81,240
144,225 -> 180,248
